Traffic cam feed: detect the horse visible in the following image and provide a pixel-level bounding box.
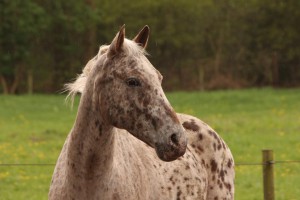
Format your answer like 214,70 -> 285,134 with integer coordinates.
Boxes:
49,25 -> 235,200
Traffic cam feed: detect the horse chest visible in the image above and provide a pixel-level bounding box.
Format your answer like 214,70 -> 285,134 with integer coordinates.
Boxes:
156,150 -> 208,200
96,161 -> 207,200
108,132 -> 208,199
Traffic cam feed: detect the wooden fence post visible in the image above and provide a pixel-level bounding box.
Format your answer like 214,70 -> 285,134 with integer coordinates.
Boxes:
262,149 -> 275,200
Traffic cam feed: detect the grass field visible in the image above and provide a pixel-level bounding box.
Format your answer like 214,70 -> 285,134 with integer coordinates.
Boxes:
0,88 -> 299,199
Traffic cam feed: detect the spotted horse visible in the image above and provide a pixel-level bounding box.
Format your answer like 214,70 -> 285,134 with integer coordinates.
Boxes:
49,25 -> 235,200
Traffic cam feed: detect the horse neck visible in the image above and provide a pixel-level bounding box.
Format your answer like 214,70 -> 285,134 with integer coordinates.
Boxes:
66,89 -> 115,181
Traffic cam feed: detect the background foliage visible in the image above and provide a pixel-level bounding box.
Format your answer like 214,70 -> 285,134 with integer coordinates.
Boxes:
1,0 -> 300,93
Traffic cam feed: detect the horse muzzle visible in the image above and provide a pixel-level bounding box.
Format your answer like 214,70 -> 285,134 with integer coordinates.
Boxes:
154,132 -> 187,162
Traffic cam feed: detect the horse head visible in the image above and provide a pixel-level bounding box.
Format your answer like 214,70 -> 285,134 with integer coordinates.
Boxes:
67,25 -> 187,161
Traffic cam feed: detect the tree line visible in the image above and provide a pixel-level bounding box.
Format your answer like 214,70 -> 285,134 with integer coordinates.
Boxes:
1,0 -> 299,94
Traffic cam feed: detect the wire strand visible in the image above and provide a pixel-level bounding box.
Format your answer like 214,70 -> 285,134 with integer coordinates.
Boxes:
0,163 -> 55,166
235,163 -> 264,166
274,160 -> 300,164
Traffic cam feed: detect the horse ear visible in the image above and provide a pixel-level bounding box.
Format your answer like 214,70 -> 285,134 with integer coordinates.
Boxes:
133,25 -> 150,49
108,24 -> 125,57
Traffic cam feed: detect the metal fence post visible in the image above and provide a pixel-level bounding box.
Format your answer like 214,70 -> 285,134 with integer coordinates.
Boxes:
262,149 -> 275,200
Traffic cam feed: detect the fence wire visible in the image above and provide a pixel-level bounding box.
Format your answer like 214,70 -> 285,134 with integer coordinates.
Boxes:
236,160 -> 300,166
0,163 -> 55,166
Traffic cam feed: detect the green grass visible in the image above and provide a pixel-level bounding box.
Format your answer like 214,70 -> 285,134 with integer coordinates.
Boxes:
0,88 -> 300,199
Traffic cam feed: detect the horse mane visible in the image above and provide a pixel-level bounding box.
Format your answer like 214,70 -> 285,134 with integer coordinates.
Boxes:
64,39 -> 147,105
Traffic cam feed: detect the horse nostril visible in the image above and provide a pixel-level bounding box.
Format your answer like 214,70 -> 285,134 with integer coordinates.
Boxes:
170,133 -> 179,146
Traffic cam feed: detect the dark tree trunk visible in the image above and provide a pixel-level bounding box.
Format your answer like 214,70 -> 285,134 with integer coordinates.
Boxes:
0,65 -> 23,94
27,69 -> 33,94
0,75 -> 9,94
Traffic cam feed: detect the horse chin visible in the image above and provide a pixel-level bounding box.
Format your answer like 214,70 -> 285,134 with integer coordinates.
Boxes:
154,143 -> 186,162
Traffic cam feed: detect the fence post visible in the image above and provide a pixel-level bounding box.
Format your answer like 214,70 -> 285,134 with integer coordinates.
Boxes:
262,149 -> 275,200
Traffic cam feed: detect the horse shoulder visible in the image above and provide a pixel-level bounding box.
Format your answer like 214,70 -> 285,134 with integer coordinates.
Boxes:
178,113 -> 235,200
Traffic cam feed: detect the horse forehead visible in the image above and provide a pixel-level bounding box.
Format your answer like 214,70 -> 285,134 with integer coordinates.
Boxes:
123,55 -> 159,79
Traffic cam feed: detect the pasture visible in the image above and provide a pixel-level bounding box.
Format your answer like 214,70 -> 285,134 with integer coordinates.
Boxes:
0,88 -> 299,199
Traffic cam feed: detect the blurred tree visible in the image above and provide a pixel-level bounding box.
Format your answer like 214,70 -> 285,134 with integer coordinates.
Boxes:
33,0 -> 98,92
0,0 -> 299,93
0,0 -> 46,94
254,0 -> 300,86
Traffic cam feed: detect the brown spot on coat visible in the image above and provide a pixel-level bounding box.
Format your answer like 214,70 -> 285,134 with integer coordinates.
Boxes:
197,145 -> 204,153
95,120 -> 100,127
217,144 -> 222,150
136,123 -> 143,129
212,175 -> 215,181
198,133 -> 203,140
219,182 -> 223,189
182,121 -> 199,132
185,164 -> 190,170
208,130 -> 219,141
176,187 -> 182,200
225,182 -> 232,191
151,116 -> 162,131
210,159 -> 218,172
219,170 -> 225,182
213,143 -> 217,151
143,97 -> 150,107
112,192 -> 121,200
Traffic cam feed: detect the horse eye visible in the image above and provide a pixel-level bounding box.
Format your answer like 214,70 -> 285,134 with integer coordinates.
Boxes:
126,78 -> 141,87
